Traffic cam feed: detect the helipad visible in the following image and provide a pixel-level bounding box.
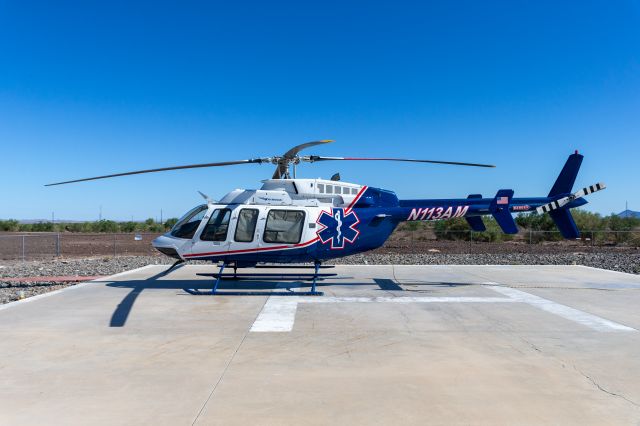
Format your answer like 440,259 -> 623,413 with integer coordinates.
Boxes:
1,264 -> 639,425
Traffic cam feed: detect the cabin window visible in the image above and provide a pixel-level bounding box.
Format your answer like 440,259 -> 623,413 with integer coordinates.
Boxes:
325,185 -> 333,194
317,183 -> 324,193
351,187 -> 358,195
234,209 -> 259,242
170,205 -> 207,239
200,208 -> 231,241
334,186 -> 342,194
263,210 -> 305,244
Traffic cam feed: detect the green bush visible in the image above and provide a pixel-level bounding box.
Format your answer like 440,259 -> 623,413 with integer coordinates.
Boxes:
0,219 -> 19,231
164,218 -> 178,230
433,217 -> 513,242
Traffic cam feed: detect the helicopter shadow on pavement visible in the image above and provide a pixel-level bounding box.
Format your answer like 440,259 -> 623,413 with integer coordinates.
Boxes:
103,270 -> 350,327
102,270 -> 478,328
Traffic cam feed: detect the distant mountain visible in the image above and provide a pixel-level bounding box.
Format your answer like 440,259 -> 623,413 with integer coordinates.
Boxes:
617,210 -> 640,218
18,219 -> 86,224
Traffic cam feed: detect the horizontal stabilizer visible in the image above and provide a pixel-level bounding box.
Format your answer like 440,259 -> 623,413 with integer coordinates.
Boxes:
490,189 -> 518,234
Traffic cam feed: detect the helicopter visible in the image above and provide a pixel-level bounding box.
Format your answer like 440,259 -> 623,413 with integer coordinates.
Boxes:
47,140 -> 605,295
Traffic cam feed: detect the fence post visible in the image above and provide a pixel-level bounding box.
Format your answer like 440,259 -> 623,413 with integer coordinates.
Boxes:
113,234 -> 117,258
529,229 -> 532,244
22,235 -> 25,261
591,231 -> 594,246
56,233 -> 60,257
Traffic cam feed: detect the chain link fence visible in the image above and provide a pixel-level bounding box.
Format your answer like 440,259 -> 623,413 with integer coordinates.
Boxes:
1,230 -> 639,261
0,233 -> 163,260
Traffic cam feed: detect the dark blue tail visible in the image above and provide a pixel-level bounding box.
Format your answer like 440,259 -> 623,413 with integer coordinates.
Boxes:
547,152 -> 583,238
550,209 -> 579,239
548,152 -> 583,197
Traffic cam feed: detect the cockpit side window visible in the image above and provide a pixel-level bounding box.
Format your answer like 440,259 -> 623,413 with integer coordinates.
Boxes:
170,205 -> 207,239
200,209 -> 231,241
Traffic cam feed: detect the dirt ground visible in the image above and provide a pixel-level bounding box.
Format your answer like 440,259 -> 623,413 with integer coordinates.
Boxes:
0,233 -> 163,260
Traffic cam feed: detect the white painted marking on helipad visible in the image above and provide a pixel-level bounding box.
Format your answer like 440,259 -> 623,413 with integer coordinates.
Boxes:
575,264 -> 640,278
250,297 -> 298,332
251,295 -> 517,332
487,285 -> 636,332
251,285 -> 637,333
299,296 -> 516,304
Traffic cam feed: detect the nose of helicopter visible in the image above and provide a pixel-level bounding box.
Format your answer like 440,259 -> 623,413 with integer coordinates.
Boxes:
152,234 -> 183,259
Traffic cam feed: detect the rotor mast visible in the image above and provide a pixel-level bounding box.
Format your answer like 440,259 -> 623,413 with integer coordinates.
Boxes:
271,140 -> 333,179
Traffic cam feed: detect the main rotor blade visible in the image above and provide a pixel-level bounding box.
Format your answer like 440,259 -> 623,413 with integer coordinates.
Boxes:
282,140 -> 334,159
45,158 -> 267,186
306,156 -> 496,168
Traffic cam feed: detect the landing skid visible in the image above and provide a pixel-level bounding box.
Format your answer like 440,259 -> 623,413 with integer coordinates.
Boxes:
182,289 -> 324,296
182,261 -> 325,296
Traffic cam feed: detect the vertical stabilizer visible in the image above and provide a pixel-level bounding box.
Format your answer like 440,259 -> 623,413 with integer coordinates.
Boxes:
548,152 -> 583,197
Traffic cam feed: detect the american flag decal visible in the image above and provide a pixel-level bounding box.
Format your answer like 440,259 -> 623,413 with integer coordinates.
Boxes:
497,196 -> 509,205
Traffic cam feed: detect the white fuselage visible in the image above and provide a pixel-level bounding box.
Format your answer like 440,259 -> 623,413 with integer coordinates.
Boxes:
152,178 -> 366,260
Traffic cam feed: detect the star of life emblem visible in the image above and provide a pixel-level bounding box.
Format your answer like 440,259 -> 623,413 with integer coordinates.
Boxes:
316,207 -> 360,249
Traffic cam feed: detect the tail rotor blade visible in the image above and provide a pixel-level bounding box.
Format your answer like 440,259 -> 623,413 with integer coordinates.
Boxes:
572,182 -> 606,199
536,182 -> 606,214
536,198 -> 570,214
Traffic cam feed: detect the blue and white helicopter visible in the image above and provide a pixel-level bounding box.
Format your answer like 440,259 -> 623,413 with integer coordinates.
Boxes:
47,140 -> 605,295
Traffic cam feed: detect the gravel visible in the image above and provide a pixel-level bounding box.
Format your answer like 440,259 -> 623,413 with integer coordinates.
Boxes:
333,252 -> 640,275
1,251 -> 638,304
0,256 -> 169,304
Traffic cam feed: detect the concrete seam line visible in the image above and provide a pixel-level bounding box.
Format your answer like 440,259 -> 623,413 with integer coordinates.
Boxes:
191,295 -> 269,425
0,264 -> 161,312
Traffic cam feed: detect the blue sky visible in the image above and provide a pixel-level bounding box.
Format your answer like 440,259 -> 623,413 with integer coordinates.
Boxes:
1,1 -> 638,221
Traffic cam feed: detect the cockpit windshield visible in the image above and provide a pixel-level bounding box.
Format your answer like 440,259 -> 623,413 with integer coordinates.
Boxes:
170,204 -> 208,239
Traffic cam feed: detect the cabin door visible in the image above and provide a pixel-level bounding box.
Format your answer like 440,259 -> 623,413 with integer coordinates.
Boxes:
226,207 -> 263,255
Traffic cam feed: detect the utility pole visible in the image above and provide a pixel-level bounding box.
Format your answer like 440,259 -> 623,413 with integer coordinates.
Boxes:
99,205 -> 102,221
160,209 -> 163,224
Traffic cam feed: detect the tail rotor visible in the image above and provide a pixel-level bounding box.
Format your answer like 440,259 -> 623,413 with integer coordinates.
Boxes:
536,182 -> 606,214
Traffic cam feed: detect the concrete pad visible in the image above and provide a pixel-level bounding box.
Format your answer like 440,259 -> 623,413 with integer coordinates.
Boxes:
1,264 -> 639,425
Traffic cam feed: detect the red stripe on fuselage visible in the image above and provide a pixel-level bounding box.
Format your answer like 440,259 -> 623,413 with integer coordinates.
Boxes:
346,185 -> 367,213
184,237 -> 320,258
